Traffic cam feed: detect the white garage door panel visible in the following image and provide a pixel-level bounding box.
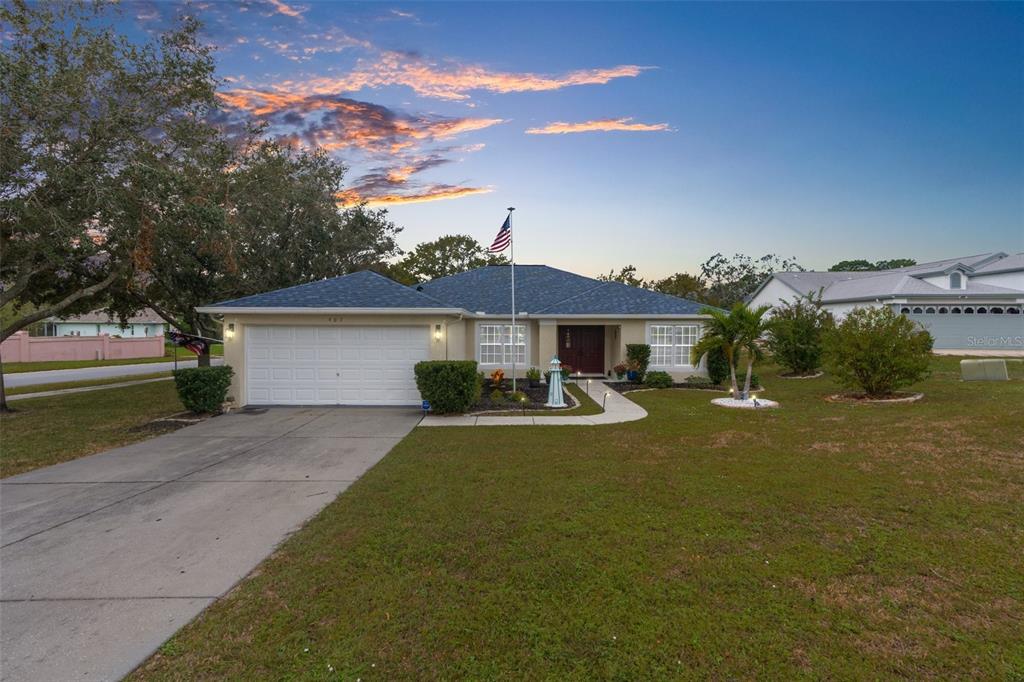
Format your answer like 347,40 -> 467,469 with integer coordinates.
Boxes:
246,325 -> 429,406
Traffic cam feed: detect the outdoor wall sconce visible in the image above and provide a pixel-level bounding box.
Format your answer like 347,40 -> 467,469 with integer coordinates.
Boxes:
434,324 -> 442,341
225,322 -> 235,339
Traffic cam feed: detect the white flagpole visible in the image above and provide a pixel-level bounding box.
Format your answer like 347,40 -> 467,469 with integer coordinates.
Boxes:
507,207 -> 516,393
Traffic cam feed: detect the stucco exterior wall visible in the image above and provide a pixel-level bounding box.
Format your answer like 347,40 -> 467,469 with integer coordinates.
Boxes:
54,322 -> 166,337
222,313 -> 466,405
222,313 -> 709,404
749,278 -> 804,313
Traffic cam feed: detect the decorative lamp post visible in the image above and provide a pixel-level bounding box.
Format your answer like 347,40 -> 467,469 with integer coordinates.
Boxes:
545,355 -> 567,408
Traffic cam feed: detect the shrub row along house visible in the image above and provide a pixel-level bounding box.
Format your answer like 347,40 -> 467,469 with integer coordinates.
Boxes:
749,252 -> 1024,351
198,265 -> 710,406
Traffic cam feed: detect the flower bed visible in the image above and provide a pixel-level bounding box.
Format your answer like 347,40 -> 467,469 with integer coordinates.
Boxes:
469,380 -> 576,413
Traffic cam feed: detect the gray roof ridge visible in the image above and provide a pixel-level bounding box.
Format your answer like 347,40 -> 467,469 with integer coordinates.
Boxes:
212,268 -> 452,308
533,280 -> 611,313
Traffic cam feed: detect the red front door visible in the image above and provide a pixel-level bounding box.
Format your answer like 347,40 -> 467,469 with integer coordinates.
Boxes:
558,325 -> 605,375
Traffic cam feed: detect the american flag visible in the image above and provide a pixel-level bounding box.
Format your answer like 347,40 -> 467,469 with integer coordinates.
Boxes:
488,215 -> 512,253
169,331 -> 210,355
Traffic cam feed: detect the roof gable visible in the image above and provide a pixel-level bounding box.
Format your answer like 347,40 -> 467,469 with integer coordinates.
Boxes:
415,265 -> 604,314
209,270 -> 451,309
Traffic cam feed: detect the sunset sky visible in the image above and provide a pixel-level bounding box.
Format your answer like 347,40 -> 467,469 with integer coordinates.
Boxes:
125,1 -> 1022,277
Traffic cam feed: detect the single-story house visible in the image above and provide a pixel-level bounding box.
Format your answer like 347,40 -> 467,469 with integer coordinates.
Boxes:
45,308 -> 168,338
198,265 -> 710,406
748,252 -> 1024,351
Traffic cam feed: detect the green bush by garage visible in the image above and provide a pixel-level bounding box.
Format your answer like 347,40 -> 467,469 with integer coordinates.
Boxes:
414,361 -> 481,414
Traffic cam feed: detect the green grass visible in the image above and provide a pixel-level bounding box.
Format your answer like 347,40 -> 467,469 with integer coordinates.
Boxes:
131,356 -> 1024,680
2,343 -> 223,373
1,381 -> 184,478
7,371 -> 173,396
487,382 -> 603,416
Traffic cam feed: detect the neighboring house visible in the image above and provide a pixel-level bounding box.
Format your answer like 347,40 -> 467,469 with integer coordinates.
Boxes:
47,309 -> 168,338
198,265 -> 710,406
749,252 -> 1024,351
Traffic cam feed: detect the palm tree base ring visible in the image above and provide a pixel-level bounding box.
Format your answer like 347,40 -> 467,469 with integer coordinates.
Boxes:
711,397 -> 780,409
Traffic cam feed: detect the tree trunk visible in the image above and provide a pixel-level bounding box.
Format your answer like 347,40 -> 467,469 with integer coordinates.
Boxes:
727,349 -> 739,397
197,351 -> 211,368
743,357 -> 754,397
0,353 -> 10,413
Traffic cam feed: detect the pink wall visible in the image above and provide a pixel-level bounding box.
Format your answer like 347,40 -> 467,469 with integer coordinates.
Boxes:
0,332 -> 165,363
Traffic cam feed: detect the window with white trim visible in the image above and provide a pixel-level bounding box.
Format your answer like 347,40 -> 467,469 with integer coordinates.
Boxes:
649,324 -> 699,366
478,324 -> 526,365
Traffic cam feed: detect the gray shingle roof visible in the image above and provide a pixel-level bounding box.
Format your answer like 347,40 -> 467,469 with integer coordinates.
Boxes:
204,264 -> 707,316
415,265 -> 602,314
765,252 -> 1024,303
209,270 -> 452,309
536,280 -> 705,315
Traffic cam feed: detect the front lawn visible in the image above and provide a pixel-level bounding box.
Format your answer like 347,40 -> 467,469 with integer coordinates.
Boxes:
1,380 -> 184,478
2,343 -> 222,373
132,356 -> 1024,679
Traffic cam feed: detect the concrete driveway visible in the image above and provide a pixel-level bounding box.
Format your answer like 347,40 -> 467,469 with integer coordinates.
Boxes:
0,406 -> 421,681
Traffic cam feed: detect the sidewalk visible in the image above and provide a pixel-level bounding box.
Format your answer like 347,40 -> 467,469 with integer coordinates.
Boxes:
7,376 -> 173,402
420,380 -> 647,427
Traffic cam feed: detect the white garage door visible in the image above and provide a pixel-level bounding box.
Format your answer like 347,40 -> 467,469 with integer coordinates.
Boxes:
245,325 -> 429,405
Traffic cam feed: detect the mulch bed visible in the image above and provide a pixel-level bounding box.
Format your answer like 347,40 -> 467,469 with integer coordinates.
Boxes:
129,411 -> 211,435
824,392 -> 924,404
608,381 -> 732,394
470,380 -> 575,412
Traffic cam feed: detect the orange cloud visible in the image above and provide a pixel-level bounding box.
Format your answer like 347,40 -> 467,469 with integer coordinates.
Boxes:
216,90 -> 503,152
276,52 -> 652,101
265,0 -> 304,18
525,117 -> 672,135
338,185 -> 493,207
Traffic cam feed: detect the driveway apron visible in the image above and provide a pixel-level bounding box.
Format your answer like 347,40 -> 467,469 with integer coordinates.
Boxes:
0,406 -> 420,681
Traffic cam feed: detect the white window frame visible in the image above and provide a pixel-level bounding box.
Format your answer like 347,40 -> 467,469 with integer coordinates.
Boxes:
647,323 -> 700,368
477,322 -> 527,366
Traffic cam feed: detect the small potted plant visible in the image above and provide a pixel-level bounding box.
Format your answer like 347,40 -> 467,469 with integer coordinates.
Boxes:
613,362 -> 628,380
626,359 -> 640,382
526,366 -> 541,388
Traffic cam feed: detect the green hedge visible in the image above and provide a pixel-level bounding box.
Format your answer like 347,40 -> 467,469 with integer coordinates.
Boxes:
414,361 -> 481,414
626,343 -> 651,381
643,371 -> 673,388
173,365 -> 234,414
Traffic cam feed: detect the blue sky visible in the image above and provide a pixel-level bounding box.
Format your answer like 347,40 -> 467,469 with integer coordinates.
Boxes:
128,1 -> 1023,276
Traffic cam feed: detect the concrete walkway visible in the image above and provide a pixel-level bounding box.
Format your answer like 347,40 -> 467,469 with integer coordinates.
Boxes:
8,376 -> 173,402
0,406 -> 420,681
420,380 -> 646,426
4,358 -> 223,388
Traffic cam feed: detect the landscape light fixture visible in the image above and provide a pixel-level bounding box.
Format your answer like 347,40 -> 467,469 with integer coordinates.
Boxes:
603,390 -> 611,410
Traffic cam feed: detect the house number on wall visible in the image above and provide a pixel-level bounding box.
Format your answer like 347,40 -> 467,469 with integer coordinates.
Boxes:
327,316 -> 344,323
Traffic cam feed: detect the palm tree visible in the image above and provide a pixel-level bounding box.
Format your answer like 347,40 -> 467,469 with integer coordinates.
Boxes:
691,304 -> 745,396
734,304 -> 772,398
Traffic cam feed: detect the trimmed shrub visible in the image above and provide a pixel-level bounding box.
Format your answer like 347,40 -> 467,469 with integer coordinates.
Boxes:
823,306 -> 933,397
705,347 -> 731,385
489,388 -> 506,404
765,293 -> 833,374
684,375 -> 714,387
173,365 -> 234,414
414,360 -> 481,414
626,344 -> 651,381
508,390 -> 528,404
643,371 -> 673,388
